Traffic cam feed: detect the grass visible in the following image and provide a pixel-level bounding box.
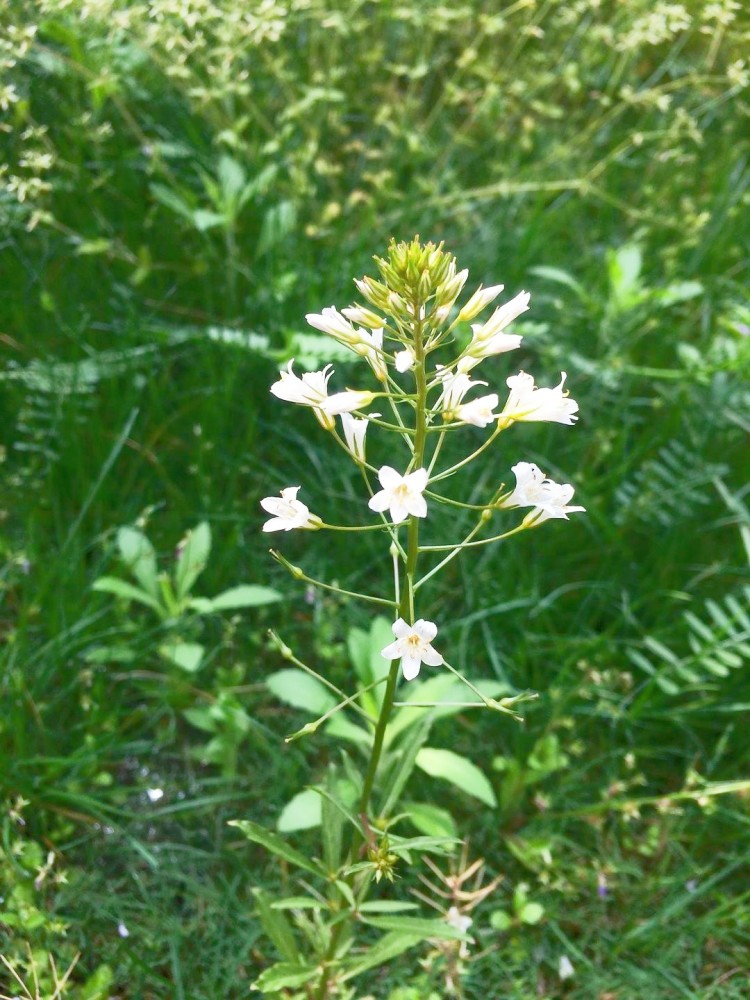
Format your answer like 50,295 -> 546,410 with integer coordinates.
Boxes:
2,0 -> 750,997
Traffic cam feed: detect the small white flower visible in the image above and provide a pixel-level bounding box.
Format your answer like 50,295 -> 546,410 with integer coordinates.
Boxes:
445,906 -> 473,933
368,466 -> 428,524
381,617 -> 443,681
457,290 -> 528,371
472,290 -> 530,342
438,370 -> 485,415
322,389 -> 376,415
306,306 -> 370,349
457,283 -> 506,323
117,921 -> 130,938
558,955 -> 575,981
499,371 -> 579,427
261,486 -> 323,532
146,788 -> 164,803
502,462 -> 586,524
270,360 -> 335,429
395,347 -> 416,373
359,326 -> 388,381
341,413 -> 370,462
456,393 -> 500,428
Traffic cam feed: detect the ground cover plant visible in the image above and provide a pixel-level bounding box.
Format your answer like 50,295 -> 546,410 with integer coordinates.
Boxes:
1,0 -> 750,997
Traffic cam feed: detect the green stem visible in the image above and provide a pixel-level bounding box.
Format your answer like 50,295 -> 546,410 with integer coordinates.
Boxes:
313,297 -> 428,1000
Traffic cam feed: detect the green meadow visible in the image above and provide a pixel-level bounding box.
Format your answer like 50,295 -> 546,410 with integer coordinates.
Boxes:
1,1 -> 749,997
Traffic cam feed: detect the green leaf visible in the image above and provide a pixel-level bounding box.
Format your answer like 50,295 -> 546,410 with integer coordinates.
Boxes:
77,965 -> 114,1000
520,901 -> 545,925
209,584 -> 281,610
360,915 -> 467,941
277,789 -> 322,833
387,835 -> 458,857
489,909 -> 513,931
92,576 -> 162,613
340,931 -> 424,980
150,182 -> 195,222
159,641 -> 205,673
252,888 -> 301,964
325,713 -> 372,746
175,522 -> 211,598
415,748 -> 497,808
608,243 -> 643,310
229,820 -> 324,876
403,802 -> 458,839
387,675 -> 507,742
217,155 -> 246,201
183,706 -> 216,733
267,668 -> 337,715
256,200 -> 297,258
270,897 -> 325,911
253,962 -> 318,991
529,265 -> 590,303
358,901 -> 419,913
192,209 -> 226,231
379,718 -> 432,818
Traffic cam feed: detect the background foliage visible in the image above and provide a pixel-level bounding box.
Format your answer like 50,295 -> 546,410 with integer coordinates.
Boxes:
1,0 -> 749,997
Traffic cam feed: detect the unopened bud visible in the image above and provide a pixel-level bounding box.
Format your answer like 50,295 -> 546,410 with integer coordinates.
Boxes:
457,284 -> 506,323
341,306 -> 385,329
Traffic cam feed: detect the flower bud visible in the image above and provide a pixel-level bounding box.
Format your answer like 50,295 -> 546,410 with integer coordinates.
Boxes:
456,283 -> 506,323
341,305 -> 385,329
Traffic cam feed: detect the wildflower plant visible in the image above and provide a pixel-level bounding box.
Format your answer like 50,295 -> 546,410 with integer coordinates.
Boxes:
233,238 -> 585,996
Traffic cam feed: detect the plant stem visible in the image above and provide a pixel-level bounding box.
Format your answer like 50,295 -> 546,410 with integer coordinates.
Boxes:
313,299 -> 427,1000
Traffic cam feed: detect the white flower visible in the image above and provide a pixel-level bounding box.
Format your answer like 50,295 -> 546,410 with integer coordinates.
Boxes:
306,306 -> 370,349
438,370 -> 485,415
501,462 -> 586,524
456,393 -> 500,428
446,906 -> 473,933
261,486 -> 323,532
457,290 -> 528,371
341,413 -> 370,462
381,618 -> 443,681
360,326 -> 387,381
395,347 -> 416,373
270,360 -> 335,429
457,283 -> 506,323
473,290 -> 530,341
322,389 -> 376,415
498,371 -> 579,427
558,955 -> 575,981
368,466 -> 428,524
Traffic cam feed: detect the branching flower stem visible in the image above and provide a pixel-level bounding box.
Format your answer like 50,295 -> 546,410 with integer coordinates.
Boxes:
313,306 -> 427,1000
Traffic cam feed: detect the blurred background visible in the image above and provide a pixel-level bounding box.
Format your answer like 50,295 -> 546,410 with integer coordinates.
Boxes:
1,1 -> 749,997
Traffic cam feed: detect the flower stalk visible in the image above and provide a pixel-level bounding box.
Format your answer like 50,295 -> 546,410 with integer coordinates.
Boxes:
250,237 -> 586,998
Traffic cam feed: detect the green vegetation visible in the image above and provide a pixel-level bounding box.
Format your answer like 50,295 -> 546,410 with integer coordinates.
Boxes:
1,1 -> 749,997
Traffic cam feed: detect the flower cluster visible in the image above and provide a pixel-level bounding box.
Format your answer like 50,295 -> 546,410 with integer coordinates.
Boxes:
261,238 -> 585,682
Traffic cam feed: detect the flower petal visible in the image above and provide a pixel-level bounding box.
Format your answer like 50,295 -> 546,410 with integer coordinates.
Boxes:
368,490 -> 392,513
401,654 -> 422,681
413,619 -> 437,642
381,639 -> 403,661
391,618 -> 411,639
405,468 -> 428,492
378,466 -> 402,490
421,644 -> 444,666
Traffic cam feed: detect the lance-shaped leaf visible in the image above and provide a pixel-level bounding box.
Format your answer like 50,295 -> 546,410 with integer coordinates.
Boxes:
416,748 -> 497,807
229,820 -> 325,876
